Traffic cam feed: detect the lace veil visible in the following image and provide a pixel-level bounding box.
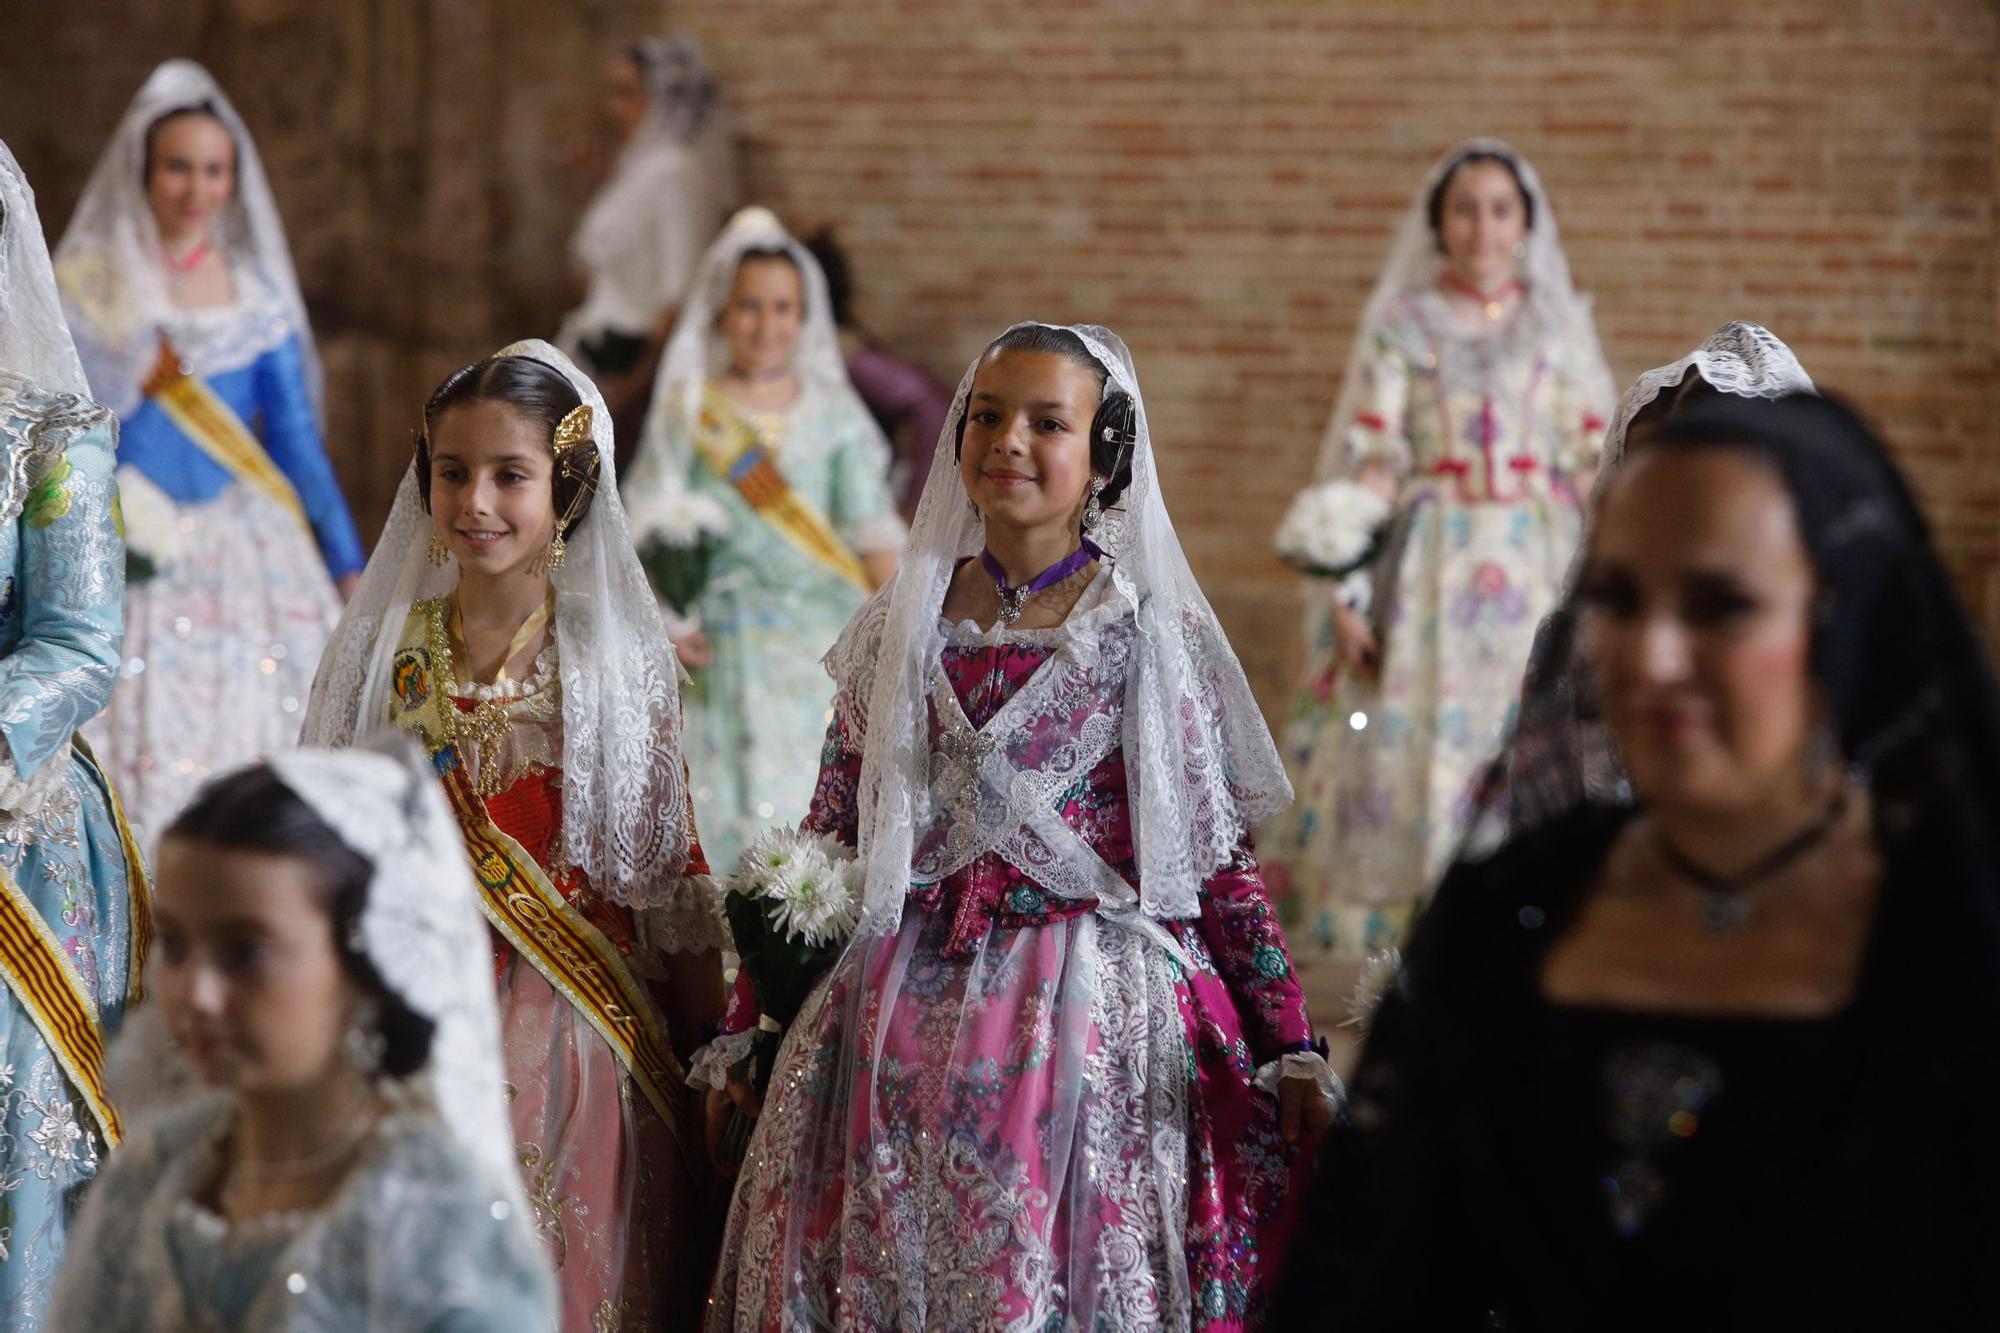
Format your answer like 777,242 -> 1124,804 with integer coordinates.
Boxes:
1502,322 -> 1816,832
0,141 -> 92,400
266,743 -> 533,1223
558,35 -> 738,349
51,59 -> 321,421
1311,137 -> 1613,482
629,204 -> 851,481
824,322 -> 1292,929
299,338 -> 695,906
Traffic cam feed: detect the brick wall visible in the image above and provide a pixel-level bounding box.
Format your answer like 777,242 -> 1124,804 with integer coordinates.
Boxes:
4,0 -> 1996,720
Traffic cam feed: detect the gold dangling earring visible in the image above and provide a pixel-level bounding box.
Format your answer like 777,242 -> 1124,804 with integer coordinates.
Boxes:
533,534 -> 566,575
426,535 -> 449,567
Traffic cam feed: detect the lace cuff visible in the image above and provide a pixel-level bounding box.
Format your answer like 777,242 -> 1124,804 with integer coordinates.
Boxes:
685,1028 -> 757,1091
1252,1050 -> 1344,1119
637,874 -> 731,960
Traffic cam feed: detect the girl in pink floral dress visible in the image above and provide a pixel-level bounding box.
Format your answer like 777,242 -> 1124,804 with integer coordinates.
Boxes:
695,323 -> 1338,1331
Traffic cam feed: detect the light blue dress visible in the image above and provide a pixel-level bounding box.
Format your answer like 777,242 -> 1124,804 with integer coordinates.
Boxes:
49,1100 -> 556,1331
656,376 -> 901,871
0,372 -> 143,1329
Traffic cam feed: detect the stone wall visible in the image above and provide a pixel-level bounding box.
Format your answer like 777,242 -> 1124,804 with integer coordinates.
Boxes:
4,0 -> 1996,717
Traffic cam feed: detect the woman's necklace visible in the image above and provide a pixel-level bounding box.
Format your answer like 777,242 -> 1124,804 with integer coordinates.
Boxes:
165,239 -> 214,289
980,537 -> 1102,628
1653,787 -> 1851,933
444,592 -> 555,796
1439,269 -> 1523,321
218,1104 -> 379,1221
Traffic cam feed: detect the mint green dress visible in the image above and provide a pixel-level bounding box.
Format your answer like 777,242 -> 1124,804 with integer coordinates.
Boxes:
653,376 -> 901,872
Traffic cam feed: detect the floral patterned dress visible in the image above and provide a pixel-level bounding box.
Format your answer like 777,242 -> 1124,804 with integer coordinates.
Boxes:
0,375 -> 146,1328
1267,286 -> 1610,961
708,584 -> 1317,1331
388,597 -> 723,1333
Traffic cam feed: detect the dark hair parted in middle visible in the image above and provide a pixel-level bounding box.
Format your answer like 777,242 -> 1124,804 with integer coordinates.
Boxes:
957,324 -> 1137,509
1425,149 -> 1536,241
142,101 -> 236,186
165,764 -> 436,1079
415,355 -> 601,537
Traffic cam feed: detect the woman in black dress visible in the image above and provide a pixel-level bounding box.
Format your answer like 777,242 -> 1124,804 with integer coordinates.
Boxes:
1278,392 -> 2000,1331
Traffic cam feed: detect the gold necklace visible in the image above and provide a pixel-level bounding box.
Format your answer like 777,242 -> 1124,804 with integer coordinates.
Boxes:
433,593 -> 558,796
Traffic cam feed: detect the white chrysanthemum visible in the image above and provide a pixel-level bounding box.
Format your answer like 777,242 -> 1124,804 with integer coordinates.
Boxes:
735,826 -> 806,894
629,481 -> 732,549
1273,479 -> 1391,576
115,465 -> 183,566
766,847 -> 861,947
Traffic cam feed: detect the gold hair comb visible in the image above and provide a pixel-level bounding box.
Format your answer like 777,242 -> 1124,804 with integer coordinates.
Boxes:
553,403 -> 593,457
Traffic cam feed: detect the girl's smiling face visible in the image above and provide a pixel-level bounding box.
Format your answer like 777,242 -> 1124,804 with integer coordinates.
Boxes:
145,112 -> 235,248
719,255 -> 805,380
426,400 -> 558,577
958,347 -> 1103,536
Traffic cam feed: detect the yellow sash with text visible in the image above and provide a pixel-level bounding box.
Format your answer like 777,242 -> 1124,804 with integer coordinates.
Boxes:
0,737 -> 153,1149
386,602 -> 688,1142
691,382 -> 871,591
142,340 -> 310,531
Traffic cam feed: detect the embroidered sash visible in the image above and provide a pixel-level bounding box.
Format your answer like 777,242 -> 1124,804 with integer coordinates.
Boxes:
385,602 -> 689,1142
690,382 -> 870,591
0,737 -> 152,1149
141,339 -> 310,530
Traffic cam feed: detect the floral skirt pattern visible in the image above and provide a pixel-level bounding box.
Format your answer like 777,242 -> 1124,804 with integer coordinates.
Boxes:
0,749 -> 138,1329
86,483 -> 338,849
1288,494 -> 1576,961
708,907 -> 1309,1331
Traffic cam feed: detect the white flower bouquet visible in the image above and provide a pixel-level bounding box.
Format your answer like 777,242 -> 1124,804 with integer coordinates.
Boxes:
114,465 -> 182,586
629,484 -> 732,617
717,827 -> 863,1161
1273,479 -> 1392,580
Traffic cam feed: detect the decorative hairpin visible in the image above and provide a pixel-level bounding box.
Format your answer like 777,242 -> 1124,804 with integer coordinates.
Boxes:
553,403 -> 593,457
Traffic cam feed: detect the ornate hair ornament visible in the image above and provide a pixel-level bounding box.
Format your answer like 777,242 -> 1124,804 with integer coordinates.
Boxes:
542,402 -> 600,573
552,402 -> 593,459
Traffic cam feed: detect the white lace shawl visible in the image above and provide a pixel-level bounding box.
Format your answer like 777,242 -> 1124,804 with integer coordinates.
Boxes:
51,59 -> 321,422
298,339 -> 697,908
824,322 -> 1291,930
0,141 -> 92,400
1311,137 -> 1615,482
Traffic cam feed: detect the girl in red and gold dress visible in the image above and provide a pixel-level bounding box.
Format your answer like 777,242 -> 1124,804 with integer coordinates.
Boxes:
303,339 -> 723,1332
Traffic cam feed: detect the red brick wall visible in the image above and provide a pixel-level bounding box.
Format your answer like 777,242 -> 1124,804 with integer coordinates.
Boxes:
4,1 -> 1996,719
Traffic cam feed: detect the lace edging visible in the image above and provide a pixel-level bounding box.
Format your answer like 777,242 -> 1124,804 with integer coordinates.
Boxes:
1251,1050 -> 1345,1119
686,1028 -> 757,1091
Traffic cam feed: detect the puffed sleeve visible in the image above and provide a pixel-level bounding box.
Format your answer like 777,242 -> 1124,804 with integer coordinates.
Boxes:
1341,324 -> 1417,475
0,410 -> 123,779
824,391 -> 905,556
1546,324 -> 1613,477
252,333 -> 366,579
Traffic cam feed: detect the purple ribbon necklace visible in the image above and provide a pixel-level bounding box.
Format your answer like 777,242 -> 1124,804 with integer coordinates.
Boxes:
981,537 -> 1103,627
